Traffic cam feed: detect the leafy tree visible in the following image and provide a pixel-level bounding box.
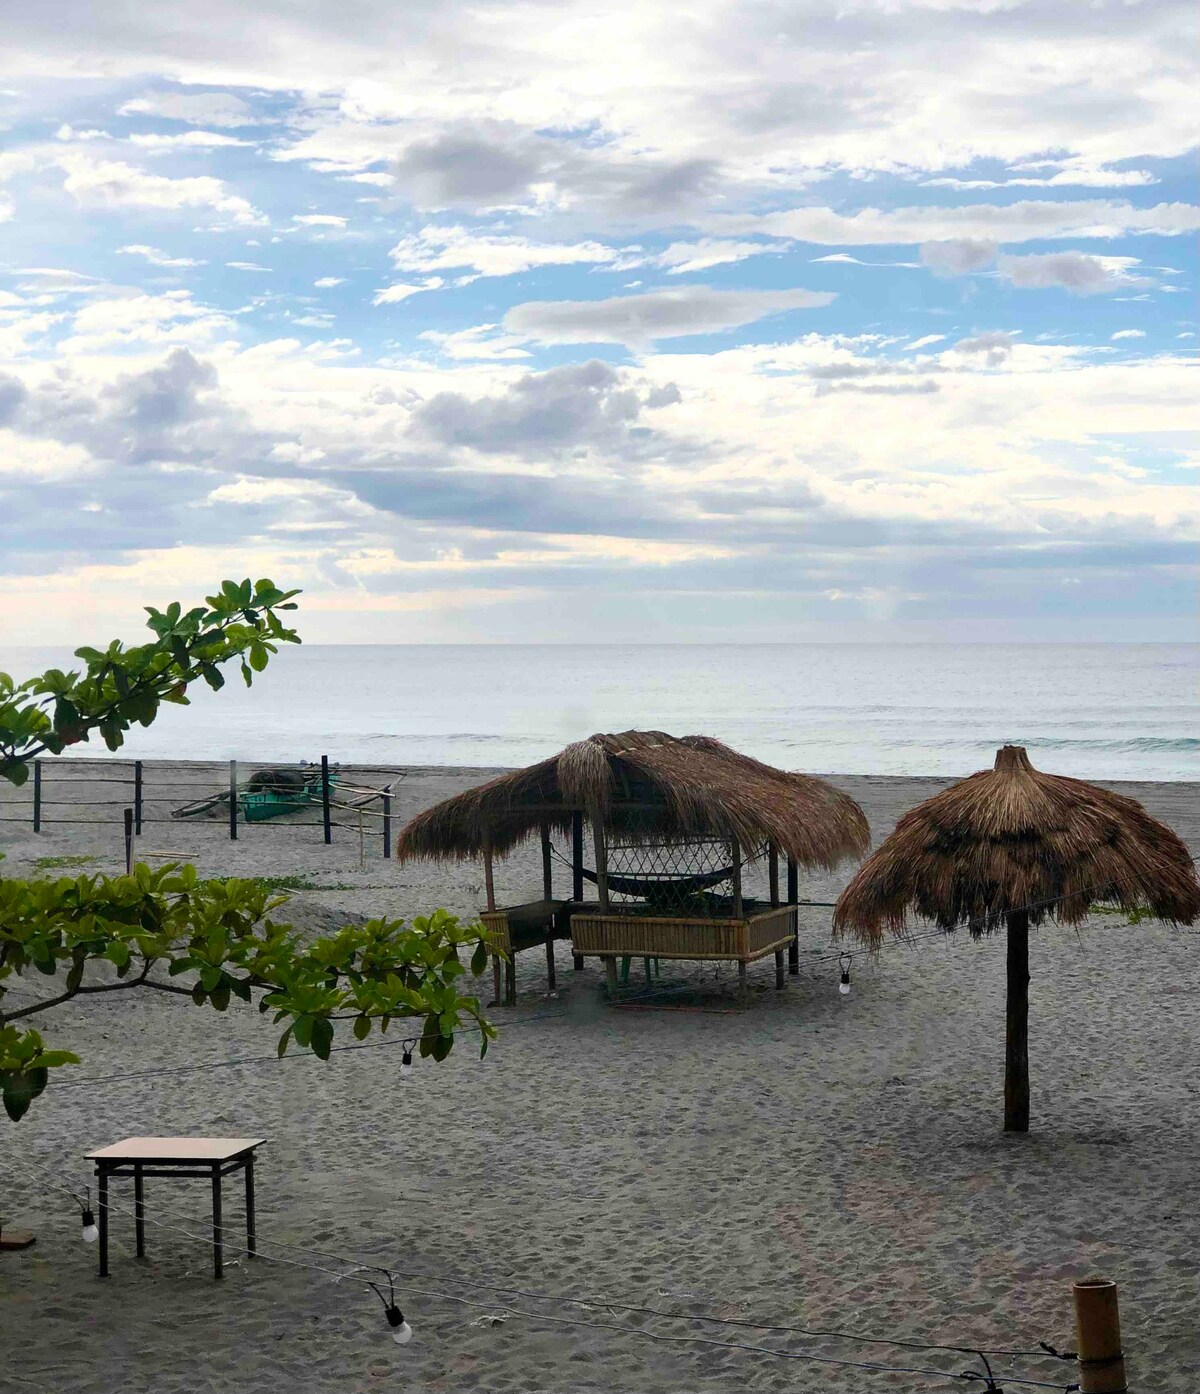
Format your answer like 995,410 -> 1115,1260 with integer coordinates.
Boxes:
0,581 -> 494,1121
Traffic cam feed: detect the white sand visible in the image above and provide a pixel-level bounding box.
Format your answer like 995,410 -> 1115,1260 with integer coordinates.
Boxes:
2,762 -> 1198,1393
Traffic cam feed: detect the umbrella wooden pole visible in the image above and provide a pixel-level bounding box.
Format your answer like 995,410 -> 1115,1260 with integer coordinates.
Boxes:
570,810 -> 584,970
1072,1279 -> 1126,1393
1004,909 -> 1031,1132
540,821 -> 556,992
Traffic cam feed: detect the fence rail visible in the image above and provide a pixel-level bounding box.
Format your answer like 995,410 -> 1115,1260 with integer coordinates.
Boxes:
3,757 -> 403,861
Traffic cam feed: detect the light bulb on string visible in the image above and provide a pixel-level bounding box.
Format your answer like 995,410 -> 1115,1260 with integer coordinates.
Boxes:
385,1305 -> 413,1344
81,1207 -> 99,1244
399,1042 -> 414,1079
838,953 -> 852,996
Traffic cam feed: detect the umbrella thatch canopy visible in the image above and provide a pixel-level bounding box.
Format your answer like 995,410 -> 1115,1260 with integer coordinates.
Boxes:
397,730 -> 869,870
834,744 -> 1200,1131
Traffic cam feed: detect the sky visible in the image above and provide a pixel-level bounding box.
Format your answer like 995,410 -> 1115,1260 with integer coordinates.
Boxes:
0,0 -> 1196,645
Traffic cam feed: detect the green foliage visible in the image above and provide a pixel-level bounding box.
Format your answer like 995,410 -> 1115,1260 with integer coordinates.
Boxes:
0,866 -> 494,1119
0,577 -> 300,786
0,578 -> 495,1121
33,855 -> 97,871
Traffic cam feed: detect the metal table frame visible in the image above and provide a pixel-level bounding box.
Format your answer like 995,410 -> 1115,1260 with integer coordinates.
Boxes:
87,1138 -> 263,1280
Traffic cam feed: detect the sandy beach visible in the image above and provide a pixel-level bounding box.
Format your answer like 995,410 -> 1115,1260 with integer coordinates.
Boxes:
2,761 -> 1198,1394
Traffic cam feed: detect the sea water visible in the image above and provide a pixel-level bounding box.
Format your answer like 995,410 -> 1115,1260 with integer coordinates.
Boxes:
2,643 -> 1196,780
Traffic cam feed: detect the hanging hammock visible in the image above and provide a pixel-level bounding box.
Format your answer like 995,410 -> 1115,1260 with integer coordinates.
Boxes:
579,865 -> 735,898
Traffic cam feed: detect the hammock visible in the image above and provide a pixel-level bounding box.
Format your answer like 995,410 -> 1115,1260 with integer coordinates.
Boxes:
580,865 -> 734,898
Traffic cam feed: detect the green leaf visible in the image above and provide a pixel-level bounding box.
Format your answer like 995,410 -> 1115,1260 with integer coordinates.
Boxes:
310,1016 -> 333,1060
353,1014 -> 371,1041
470,940 -> 489,976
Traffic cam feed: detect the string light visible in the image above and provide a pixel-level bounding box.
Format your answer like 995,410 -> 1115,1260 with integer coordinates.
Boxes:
399,1040 -> 415,1078
839,953 -> 852,996
80,1202 -> 99,1245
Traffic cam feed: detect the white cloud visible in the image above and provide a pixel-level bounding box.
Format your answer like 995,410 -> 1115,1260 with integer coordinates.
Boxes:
293,214 -> 348,227
997,251 -> 1151,294
118,92 -> 258,128
314,277 -> 346,288
654,239 -> 787,274
905,334 -> 946,351
118,244 -> 205,268
57,154 -> 264,224
373,278 -> 445,304
226,261 -> 271,271
388,226 -> 621,280
503,285 -> 835,347
129,131 -> 253,150
742,200 -> 1199,246
1112,329 -> 1147,341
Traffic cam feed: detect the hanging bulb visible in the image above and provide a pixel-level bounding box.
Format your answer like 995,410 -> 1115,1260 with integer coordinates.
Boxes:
385,1304 -> 413,1344
399,1045 -> 414,1079
81,1208 -> 99,1244
838,953 -> 852,996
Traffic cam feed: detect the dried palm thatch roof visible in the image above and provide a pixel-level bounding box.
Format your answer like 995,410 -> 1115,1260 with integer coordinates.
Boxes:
834,745 -> 1200,945
396,730 -> 869,869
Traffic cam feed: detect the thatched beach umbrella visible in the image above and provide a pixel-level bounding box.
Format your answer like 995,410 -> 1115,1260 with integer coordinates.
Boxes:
833,745 -> 1199,1133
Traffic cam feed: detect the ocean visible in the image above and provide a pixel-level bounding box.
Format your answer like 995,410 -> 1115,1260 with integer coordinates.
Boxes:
3,643 -> 1197,781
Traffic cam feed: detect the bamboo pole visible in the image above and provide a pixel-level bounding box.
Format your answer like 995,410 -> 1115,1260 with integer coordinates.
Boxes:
32,760 -> 41,834
382,784 -> 392,859
1005,909 -> 1031,1132
484,842 -> 501,1006
229,760 -> 238,842
320,755 -> 332,846
123,808 -> 134,875
571,810 -> 584,969
540,821 -> 553,899
768,843 -> 779,907
134,760 -> 143,836
787,856 -> 799,974
1072,1279 -> 1126,1393
730,835 -> 743,920
592,820 -> 609,912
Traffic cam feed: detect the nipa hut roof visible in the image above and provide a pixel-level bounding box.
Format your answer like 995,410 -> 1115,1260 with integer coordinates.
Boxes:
834,744 -> 1200,945
396,730 -> 870,869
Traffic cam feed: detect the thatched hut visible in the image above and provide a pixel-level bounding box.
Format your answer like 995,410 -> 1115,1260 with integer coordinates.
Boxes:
398,730 -> 869,1004
833,744 -> 1200,1132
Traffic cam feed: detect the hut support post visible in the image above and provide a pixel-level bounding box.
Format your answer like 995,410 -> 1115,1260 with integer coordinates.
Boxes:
382,784 -> 392,860
768,842 -> 784,989
32,759 -> 41,833
134,760 -> 143,836
320,755 -> 331,846
593,821 -> 609,912
730,835 -> 743,920
229,760 -> 238,842
1004,909 -> 1031,1133
787,857 -> 799,974
570,810 -> 584,970
540,821 -> 556,993
484,845 -> 501,1006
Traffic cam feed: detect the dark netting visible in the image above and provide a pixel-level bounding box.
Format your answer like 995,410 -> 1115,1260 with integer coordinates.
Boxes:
589,823 -> 763,916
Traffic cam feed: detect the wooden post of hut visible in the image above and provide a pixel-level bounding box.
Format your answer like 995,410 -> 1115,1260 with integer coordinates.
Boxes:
540,821 -> 557,993
787,856 -> 799,974
731,835 -> 747,1000
571,810 -> 585,969
484,840 -> 500,1006
768,842 -> 784,989
593,818 -> 617,995
1072,1278 -> 1127,1393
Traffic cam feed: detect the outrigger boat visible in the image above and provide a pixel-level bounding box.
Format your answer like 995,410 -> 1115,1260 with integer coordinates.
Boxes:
171,763 -> 340,822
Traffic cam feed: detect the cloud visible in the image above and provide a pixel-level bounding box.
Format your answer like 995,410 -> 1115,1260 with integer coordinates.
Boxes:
314,277 -> 346,288
996,251 -> 1151,294
503,285 -> 835,347
952,331 -> 1016,365
117,244 -> 205,268
920,240 -> 999,275
906,334 -> 947,350
57,154 -> 264,224
118,91 -> 258,128
653,239 -> 787,274
226,261 -> 271,271
388,225 -> 622,280
1112,329 -> 1147,340
373,278 -> 444,304
410,359 -> 669,454
129,131 -> 253,150
745,200 -> 1199,246
293,214 -> 348,227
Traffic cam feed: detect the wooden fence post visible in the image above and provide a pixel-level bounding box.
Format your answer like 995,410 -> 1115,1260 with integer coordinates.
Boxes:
32,759 -> 42,833
1073,1279 -> 1127,1393
124,808 -> 134,875
229,760 -> 238,842
382,783 -> 392,859
134,760 -> 143,836
321,755 -> 332,846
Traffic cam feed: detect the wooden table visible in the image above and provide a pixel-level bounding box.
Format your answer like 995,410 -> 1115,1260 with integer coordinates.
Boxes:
85,1137 -> 265,1280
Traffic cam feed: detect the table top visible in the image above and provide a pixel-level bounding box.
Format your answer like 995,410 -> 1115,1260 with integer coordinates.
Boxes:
85,1137 -> 265,1162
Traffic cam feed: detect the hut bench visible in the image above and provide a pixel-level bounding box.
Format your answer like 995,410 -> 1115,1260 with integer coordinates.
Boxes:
481,897 -> 572,1005
571,901 -> 798,994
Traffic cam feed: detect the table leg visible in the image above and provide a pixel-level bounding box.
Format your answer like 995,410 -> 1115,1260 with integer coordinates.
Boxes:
211,1165 -> 223,1279
134,1163 -> 145,1258
98,1167 -> 109,1279
544,935 -> 556,992
245,1155 -> 257,1259
491,954 -> 502,1005
775,949 -> 785,989
572,953 -> 583,971
604,958 -> 619,996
